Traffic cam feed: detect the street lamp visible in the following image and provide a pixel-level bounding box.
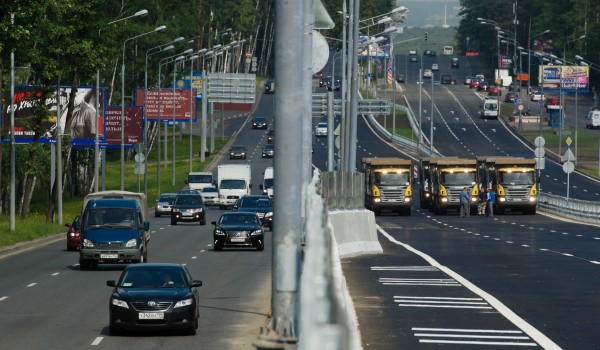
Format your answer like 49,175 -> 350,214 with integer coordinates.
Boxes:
121,24 -> 166,191
143,37 -> 183,195
95,9 -> 148,193
563,35 -> 586,62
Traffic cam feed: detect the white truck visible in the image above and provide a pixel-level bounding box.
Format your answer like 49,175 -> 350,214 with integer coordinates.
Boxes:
185,171 -> 214,191
217,164 -> 251,209
260,166 -> 274,199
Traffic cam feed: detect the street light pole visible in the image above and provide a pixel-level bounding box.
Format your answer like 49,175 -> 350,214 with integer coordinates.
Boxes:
95,9 -> 148,193
121,25 -> 166,191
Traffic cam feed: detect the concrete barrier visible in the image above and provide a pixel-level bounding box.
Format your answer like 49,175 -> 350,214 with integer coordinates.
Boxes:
328,209 -> 383,258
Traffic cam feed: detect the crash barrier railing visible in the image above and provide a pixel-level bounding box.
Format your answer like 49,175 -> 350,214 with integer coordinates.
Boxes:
362,104 -> 442,157
538,193 -> 600,225
319,171 -> 365,210
298,170 -> 361,350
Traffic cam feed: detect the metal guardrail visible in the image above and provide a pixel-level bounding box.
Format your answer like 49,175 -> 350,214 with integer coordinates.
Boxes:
538,193 -> 600,225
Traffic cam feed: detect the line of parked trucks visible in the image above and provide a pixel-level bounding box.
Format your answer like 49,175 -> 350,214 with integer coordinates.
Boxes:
361,156 -> 538,216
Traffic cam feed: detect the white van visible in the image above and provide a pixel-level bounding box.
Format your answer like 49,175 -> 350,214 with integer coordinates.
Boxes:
586,110 -> 600,129
260,167 -> 274,199
480,97 -> 499,119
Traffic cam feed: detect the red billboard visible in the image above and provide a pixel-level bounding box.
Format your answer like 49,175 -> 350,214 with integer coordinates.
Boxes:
135,88 -> 197,122
104,106 -> 143,147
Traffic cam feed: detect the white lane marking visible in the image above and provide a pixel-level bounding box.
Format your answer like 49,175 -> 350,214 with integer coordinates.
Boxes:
379,278 -> 460,286
200,249 -> 206,252
413,328 -> 525,333
191,256 -> 197,259
372,266 -> 438,271
51,272 -> 60,276
91,337 -> 103,346
506,241 -> 514,244
378,226 -> 560,349
0,296 -> 8,302
27,283 -> 36,287
415,333 -> 530,340
413,327 -> 537,346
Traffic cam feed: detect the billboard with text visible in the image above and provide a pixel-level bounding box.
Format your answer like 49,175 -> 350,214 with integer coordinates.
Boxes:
135,88 -> 197,122
104,106 -> 143,148
539,65 -> 589,93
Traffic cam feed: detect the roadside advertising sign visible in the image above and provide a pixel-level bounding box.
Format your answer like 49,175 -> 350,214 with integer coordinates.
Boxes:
1,86 -> 106,146
104,106 -> 143,147
135,88 -> 197,122
539,65 -> 589,93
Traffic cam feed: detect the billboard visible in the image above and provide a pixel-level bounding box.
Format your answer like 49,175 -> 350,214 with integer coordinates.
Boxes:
1,86 -> 106,145
176,72 -> 203,99
135,88 -> 197,122
539,65 -> 589,93
104,106 -> 143,147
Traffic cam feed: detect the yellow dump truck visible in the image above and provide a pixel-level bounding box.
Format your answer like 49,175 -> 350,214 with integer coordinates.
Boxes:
427,158 -> 480,215
361,157 -> 413,216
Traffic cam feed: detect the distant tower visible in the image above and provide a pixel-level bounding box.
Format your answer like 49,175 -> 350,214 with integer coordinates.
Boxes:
442,5 -> 450,28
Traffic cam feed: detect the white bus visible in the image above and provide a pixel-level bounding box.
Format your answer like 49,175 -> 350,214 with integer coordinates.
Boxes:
443,46 -> 454,56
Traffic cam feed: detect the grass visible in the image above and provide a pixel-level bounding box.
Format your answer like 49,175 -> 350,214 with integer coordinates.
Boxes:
0,129 -> 229,248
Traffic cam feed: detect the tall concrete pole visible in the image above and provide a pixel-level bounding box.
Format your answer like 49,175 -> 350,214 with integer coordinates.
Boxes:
344,0 -> 355,171
267,0 -> 304,345
339,0 -> 348,170
348,0 -> 361,171
10,13 -> 16,231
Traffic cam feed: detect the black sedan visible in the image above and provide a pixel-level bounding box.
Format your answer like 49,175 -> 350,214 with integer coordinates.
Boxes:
252,116 -> 268,129
233,195 -> 273,229
171,194 -> 206,225
229,145 -> 246,160
106,263 -> 202,335
261,144 -> 274,158
211,212 -> 265,251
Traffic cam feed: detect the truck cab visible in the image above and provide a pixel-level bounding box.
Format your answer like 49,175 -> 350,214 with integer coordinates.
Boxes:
186,171 -> 214,191
480,97 -> 499,119
362,158 -> 413,216
429,158 -> 480,215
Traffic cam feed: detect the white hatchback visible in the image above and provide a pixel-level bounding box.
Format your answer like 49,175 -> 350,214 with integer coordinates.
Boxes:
314,122 -> 328,137
431,63 -> 439,71
423,69 -> 433,78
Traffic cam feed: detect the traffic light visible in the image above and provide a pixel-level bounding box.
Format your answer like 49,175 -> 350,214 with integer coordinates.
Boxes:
424,32 -> 428,41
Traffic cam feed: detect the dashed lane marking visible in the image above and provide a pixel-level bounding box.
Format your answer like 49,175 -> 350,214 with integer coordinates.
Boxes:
26,283 -> 36,287
91,337 -> 103,346
412,327 -> 537,347
0,296 -> 7,302
394,296 -> 492,310
379,277 -> 461,287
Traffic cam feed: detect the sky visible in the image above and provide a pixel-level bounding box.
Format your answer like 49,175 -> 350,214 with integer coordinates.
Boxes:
397,0 -> 461,28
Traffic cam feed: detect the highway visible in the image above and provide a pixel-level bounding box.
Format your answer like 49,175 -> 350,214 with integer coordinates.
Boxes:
2,53 -> 600,350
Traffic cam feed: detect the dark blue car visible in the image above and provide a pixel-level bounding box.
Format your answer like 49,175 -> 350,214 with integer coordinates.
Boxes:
211,212 -> 265,251
232,195 -> 273,229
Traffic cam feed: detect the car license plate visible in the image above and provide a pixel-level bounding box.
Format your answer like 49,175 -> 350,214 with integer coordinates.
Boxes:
230,238 -> 246,243
139,312 -> 164,320
101,254 -> 118,259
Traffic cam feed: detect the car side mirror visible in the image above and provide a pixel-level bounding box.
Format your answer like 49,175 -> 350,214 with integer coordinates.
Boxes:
106,280 -> 116,287
211,221 -> 217,226
191,280 -> 203,288
143,221 -> 150,231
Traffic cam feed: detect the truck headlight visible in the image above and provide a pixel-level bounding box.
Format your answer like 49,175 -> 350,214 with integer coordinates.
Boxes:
529,196 -> 537,202
83,239 -> 94,248
404,198 -> 411,202
499,197 -> 506,202
373,198 -> 381,203
125,239 -> 137,248
441,197 -> 448,203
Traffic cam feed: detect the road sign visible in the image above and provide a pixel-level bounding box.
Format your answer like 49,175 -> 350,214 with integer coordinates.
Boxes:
518,104 -> 524,111
312,93 -> 342,117
534,147 -> 545,158
535,157 -> 545,170
562,161 -> 574,174
134,153 -> 146,163
207,73 -> 256,103
561,148 -> 576,162
357,99 -> 391,115
245,52 -> 252,58
514,97 -> 519,105
413,165 -> 418,179
534,136 -> 545,147
566,137 -> 572,146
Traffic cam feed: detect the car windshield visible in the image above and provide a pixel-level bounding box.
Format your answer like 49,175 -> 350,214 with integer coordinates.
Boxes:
317,123 -> 327,128
240,197 -> 271,208
175,195 -> 202,205
484,102 -> 497,110
85,208 -> 135,228
220,179 -> 246,190
231,147 -> 245,152
202,187 -> 217,193
159,195 -> 176,202
264,144 -> 274,150
220,214 -> 259,225
120,268 -> 187,288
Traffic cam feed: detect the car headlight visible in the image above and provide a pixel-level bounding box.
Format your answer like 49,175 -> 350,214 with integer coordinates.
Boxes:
265,212 -> 273,218
250,229 -> 262,236
192,208 -> 203,213
214,229 -> 225,236
83,238 -> 94,248
174,298 -> 194,308
125,239 -> 137,248
111,298 -> 129,309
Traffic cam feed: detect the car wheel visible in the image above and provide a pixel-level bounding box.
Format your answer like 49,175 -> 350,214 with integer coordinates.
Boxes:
214,244 -> 223,251
67,244 -> 76,251
155,211 -> 160,217
109,325 -> 122,336
171,219 -> 177,225
79,258 -> 90,270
